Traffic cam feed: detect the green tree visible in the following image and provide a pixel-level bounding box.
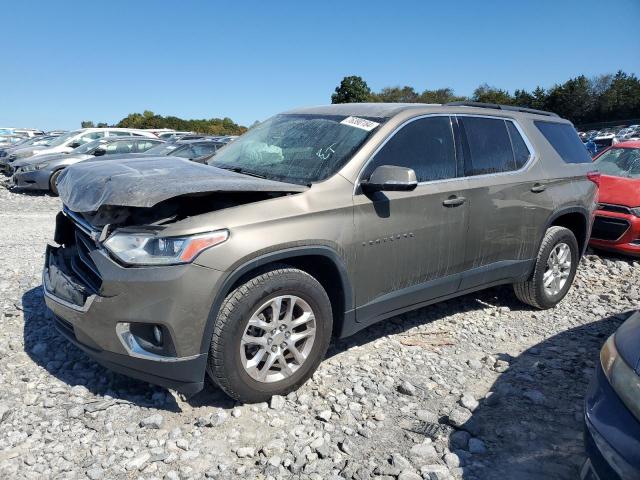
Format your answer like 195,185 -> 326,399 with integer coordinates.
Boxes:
331,76 -> 372,104
545,75 -> 593,124
418,88 -> 465,104
116,111 -> 247,135
472,84 -> 514,104
598,71 -> 640,120
81,120 -> 95,128
371,86 -> 419,103
530,86 -> 548,110
513,89 -> 534,108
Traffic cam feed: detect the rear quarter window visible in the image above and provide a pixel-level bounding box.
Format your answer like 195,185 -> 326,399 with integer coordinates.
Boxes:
534,121 -> 592,164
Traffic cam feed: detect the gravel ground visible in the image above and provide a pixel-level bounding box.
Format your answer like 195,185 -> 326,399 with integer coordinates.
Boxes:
1,183 -> 639,480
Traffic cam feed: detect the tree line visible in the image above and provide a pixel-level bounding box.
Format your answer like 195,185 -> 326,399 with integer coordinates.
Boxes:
81,110 -> 247,135
331,71 -> 640,126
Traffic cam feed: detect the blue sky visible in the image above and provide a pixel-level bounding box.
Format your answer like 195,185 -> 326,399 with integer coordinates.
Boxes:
2,0 -> 639,130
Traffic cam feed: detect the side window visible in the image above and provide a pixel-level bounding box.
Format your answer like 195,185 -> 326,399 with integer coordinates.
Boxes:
104,140 -> 134,154
365,116 -> 456,182
534,121 -> 592,164
458,117 -> 515,175
109,131 -> 133,137
79,131 -> 105,144
135,140 -> 156,152
506,121 -> 531,169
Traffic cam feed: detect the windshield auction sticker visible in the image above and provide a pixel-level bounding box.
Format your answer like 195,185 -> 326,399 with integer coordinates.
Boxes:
340,116 -> 380,131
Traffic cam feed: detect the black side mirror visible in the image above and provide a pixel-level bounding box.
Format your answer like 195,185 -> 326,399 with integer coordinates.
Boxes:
93,148 -> 106,157
361,165 -> 418,193
69,141 -> 81,149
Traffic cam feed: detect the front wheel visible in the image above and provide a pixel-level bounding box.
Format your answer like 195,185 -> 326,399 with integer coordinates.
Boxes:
207,266 -> 333,403
514,226 -> 579,309
49,169 -> 62,196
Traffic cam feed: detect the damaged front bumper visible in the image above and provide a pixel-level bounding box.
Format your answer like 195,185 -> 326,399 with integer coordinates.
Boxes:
12,168 -> 51,190
43,213 -> 225,394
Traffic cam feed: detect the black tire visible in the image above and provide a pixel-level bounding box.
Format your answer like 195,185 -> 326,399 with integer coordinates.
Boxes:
513,226 -> 579,309
207,266 -> 333,403
49,170 -> 62,196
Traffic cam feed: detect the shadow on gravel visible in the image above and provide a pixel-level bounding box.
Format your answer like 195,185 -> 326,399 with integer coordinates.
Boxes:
21,286 -> 237,412
328,284 -> 530,357
453,310 -> 633,480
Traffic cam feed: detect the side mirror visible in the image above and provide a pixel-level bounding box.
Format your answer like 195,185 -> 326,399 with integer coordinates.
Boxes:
361,165 -> 418,193
69,141 -> 81,149
93,148 -> 106,157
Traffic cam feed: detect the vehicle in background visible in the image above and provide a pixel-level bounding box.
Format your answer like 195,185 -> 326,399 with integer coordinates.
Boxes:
593,128 -> 618,152
0,135 -> 62,174
216,135 -> 239,144
46,130 -> 68,136
5,128 -> 158,162
120,138 -> 225,163
0,135 -> 26,147
11,136 -> 164,194
589,141 -> 640,257
144,128 -> 174,137
157,131 -> 194,140
583,310 -> 640,480
44,102 -> 598,402
615,127 -> 640,144
584,137 -> 598,157
0,127 -> 45,137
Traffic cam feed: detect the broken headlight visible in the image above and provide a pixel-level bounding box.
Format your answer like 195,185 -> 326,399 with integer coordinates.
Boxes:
104,230 -> 229,265
601,333 -> 640,422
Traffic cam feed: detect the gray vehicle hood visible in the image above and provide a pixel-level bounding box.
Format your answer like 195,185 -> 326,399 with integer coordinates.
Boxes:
57,156 -> 308,213
13,152 -> 88,169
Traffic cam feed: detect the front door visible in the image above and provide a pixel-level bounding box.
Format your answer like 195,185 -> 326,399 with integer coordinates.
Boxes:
352,115 -> 469,325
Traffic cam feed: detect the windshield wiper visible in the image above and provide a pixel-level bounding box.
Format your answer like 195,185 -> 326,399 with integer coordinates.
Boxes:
215,165 -> 267,179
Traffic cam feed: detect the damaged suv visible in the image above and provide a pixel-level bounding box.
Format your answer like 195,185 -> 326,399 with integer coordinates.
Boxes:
44,103 -> 598,402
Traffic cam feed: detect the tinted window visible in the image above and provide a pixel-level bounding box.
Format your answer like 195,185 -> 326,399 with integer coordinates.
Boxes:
459,117 -> 514,175
506,122 -> 531,169
79,131 -> 105,144
110,131 -> 133,137
135,140 -> 158,152
365,116 -> 456,182
535,121 -> 592,164
104,140 -> 135,154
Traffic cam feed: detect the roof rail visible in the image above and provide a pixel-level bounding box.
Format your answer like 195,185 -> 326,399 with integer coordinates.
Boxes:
445,101 -> 559,117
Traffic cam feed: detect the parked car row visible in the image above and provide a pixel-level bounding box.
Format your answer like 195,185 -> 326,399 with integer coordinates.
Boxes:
1,127 -> 232,194
579,124 -> 640,155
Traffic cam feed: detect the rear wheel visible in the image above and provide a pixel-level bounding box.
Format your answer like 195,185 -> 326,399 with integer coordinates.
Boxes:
514,226 -> 579,309
207,267 -> 333,403
49,169 -> 62,196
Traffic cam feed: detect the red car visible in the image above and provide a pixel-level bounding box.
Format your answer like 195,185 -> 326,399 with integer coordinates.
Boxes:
589,141 -> 640,256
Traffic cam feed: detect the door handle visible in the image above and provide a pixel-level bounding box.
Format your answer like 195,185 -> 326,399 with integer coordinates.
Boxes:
531,183 -> 546,193
442,195 -> 466,207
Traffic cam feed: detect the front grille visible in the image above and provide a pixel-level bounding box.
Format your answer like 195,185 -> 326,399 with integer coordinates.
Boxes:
71,230 -> 102,292
591,216 -> 630,241
597,203 -> 631,215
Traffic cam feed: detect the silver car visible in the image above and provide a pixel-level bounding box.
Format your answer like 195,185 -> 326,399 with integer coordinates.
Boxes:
11,136 -> 163,194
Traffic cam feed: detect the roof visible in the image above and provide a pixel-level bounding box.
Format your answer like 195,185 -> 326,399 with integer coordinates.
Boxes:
283,103 -> 430,118
282,102 -> 564,121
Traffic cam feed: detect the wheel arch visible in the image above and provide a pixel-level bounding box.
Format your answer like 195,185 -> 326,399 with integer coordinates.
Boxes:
199,246 -> 355,354
545,207 -> 591,255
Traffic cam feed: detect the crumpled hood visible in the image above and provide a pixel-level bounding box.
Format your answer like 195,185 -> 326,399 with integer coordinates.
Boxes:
57,156 -> 308,212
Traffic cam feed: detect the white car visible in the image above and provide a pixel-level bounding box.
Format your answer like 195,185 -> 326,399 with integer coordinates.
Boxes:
0,127 -> 45,137
10,128 -> 158,161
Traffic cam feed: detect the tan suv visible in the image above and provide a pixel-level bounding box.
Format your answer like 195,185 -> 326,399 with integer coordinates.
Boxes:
43,102 -> 598,402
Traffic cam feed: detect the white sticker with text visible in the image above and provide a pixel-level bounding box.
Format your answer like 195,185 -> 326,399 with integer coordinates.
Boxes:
340,116 -> 380,131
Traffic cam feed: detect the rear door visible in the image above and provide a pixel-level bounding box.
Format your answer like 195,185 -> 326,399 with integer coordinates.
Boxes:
455,115 -> 548,290
353,115 -> 469,322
